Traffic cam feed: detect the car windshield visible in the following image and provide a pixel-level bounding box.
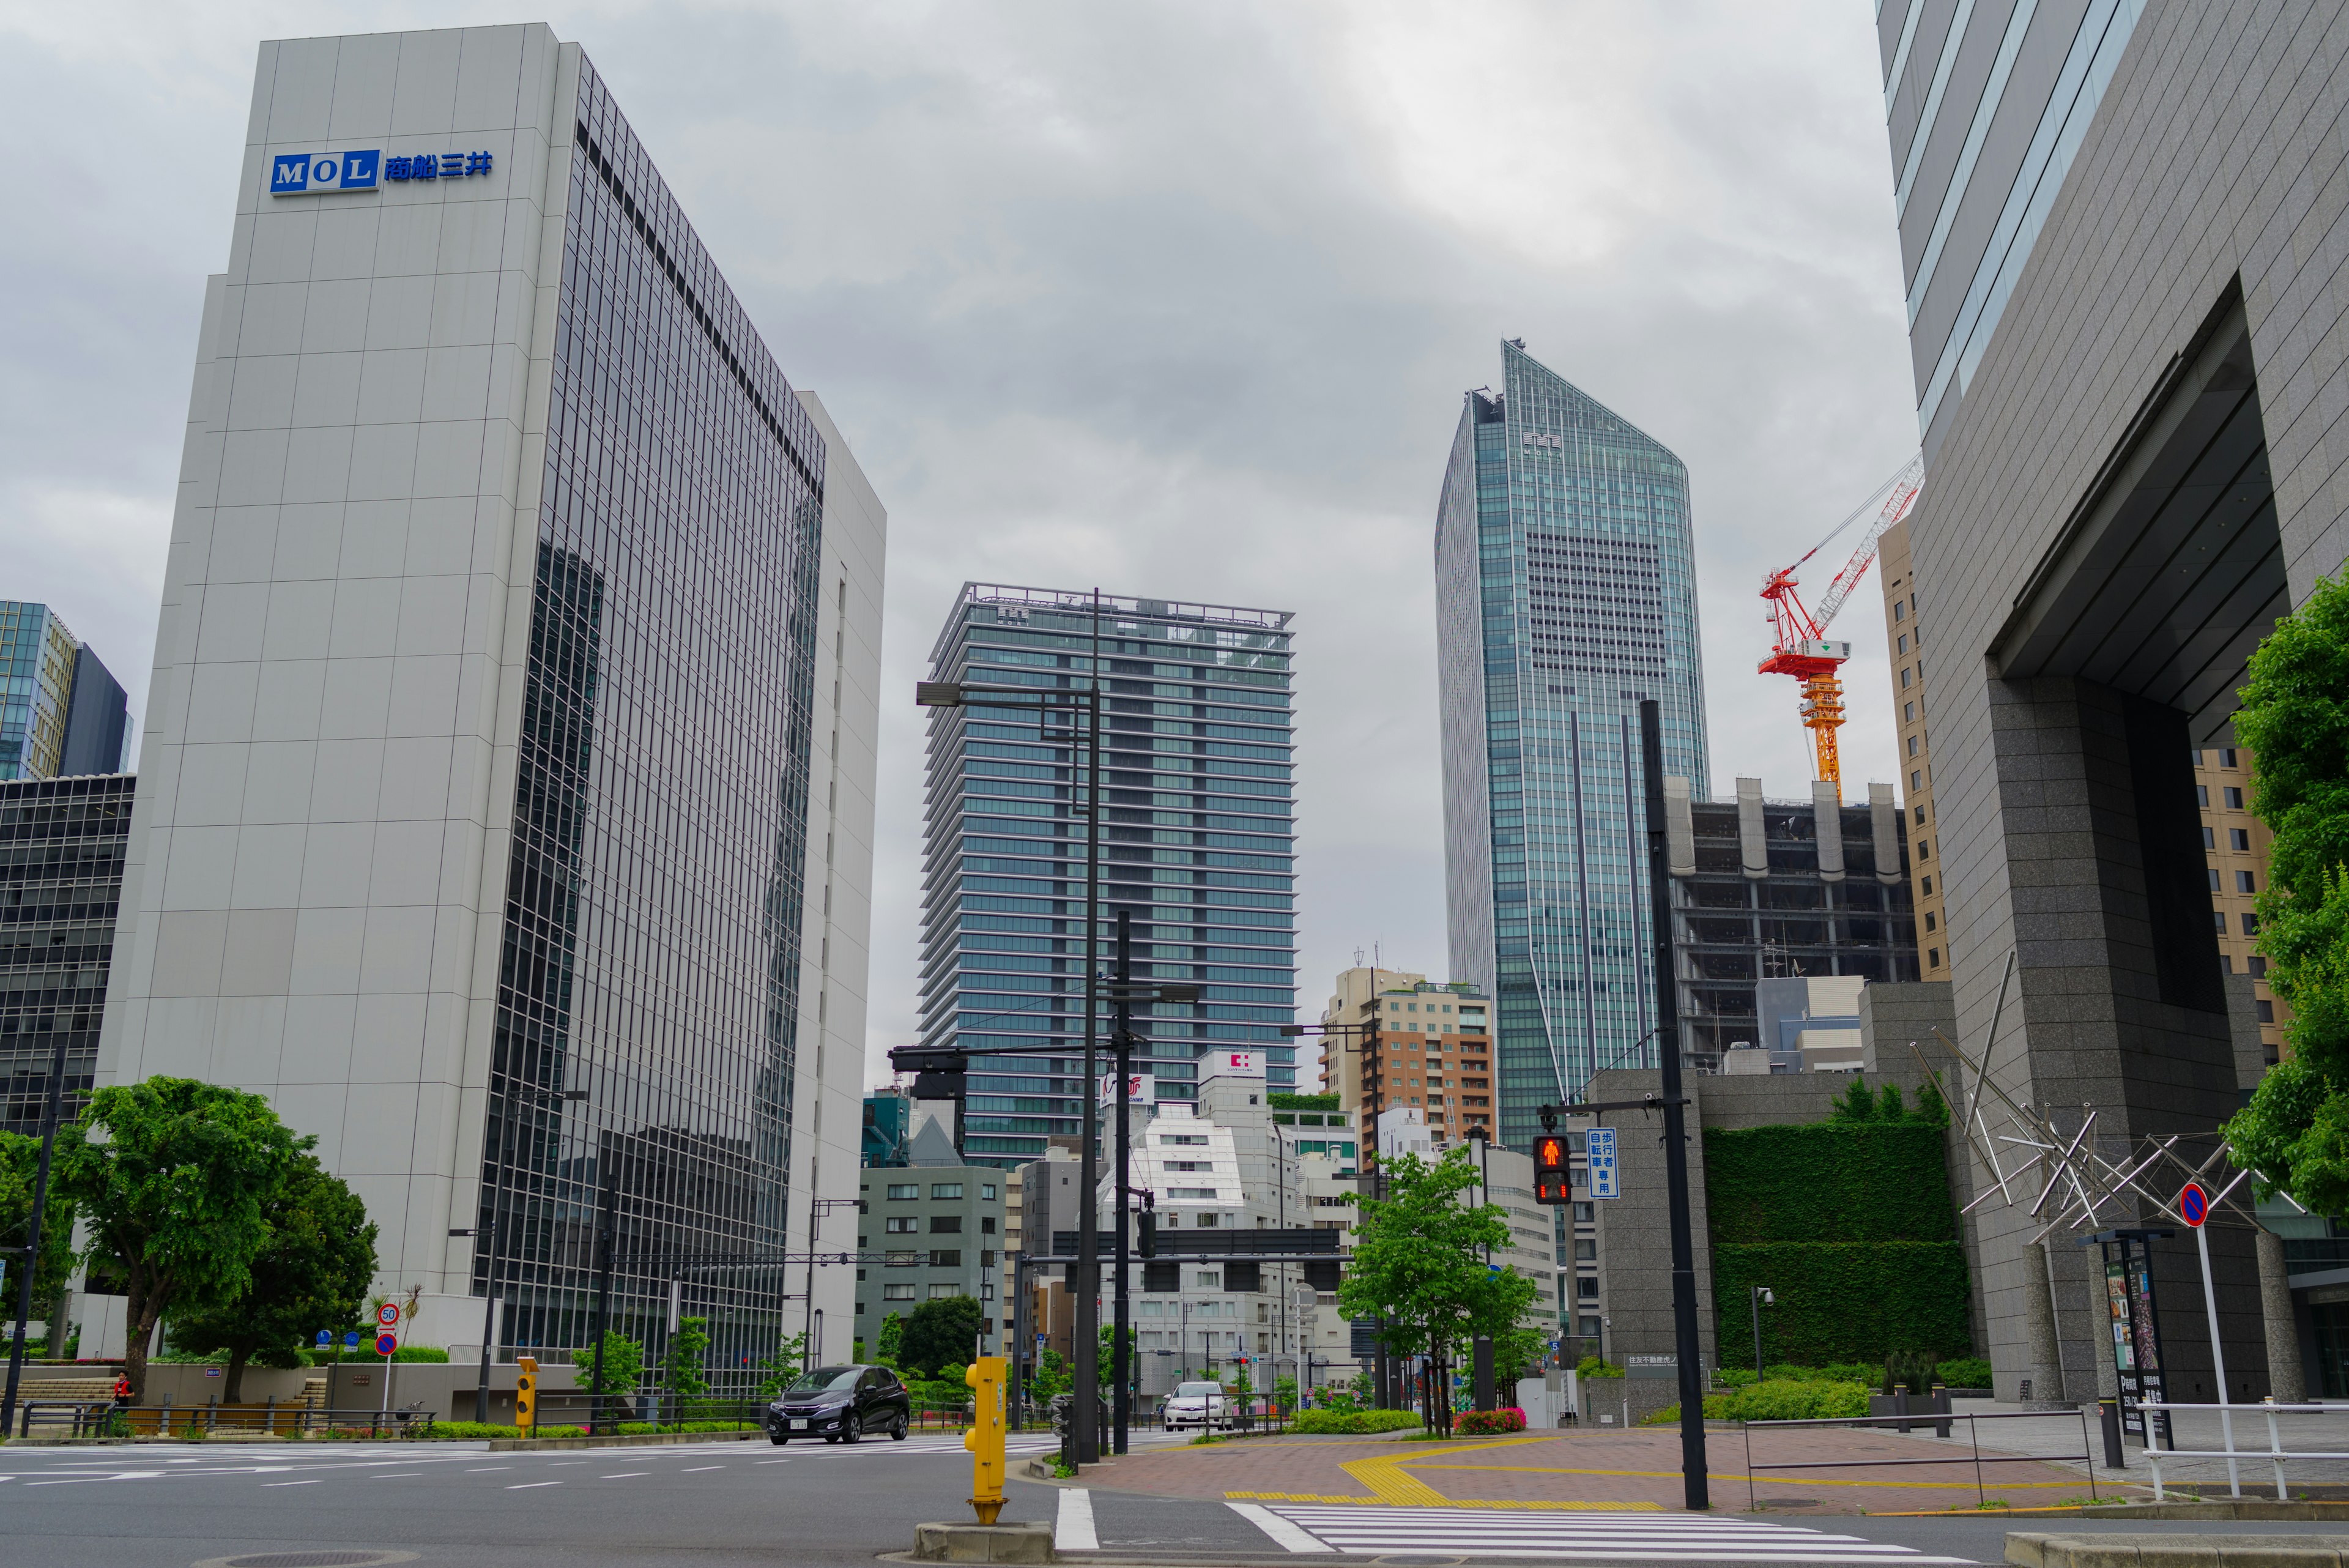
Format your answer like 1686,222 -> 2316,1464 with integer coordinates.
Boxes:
1174,1382 -> 1223,1398
784,1367 -> 862,1395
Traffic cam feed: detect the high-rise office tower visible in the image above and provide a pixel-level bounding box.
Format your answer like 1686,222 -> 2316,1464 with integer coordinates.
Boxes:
0,603 -> 132,780
95,26 -> 884,1375
1436,341 -> 1709,1148
919,585 -> 1297,1169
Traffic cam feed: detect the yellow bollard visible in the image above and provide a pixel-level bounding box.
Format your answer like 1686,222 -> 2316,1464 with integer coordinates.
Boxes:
964,1356 -> 1008,1525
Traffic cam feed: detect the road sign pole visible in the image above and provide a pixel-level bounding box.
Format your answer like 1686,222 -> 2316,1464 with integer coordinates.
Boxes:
2182,1179 -> 2238,1498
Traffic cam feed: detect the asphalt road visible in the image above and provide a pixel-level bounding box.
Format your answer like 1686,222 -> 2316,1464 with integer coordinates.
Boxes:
4,1433 -> 2347,1566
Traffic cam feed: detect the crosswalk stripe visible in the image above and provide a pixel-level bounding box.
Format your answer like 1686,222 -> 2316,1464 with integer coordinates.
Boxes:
1056,1487 -> 1099,1551
1245,1505 -> 1974,1562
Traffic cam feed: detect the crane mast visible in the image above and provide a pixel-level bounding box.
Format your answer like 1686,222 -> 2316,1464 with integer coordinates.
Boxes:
1757,456 -> 1924,794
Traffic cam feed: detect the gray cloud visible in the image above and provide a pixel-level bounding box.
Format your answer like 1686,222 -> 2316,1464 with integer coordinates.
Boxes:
1,1 -> 1921,1087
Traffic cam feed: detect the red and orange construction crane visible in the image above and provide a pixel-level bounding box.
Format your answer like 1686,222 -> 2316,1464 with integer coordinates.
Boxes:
1757,455 -> 1925,793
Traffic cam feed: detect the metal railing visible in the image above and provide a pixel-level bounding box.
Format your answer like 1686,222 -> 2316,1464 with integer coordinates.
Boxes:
1740,1407 -> 2101,1510
2139,1402 -> 2349,1501
14,1400 -> 441,1440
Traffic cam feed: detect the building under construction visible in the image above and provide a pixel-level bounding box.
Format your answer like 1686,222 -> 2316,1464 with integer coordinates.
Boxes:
1660,778 -> 1921,1074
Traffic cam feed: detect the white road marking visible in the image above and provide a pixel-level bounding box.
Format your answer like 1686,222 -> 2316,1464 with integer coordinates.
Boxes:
1056,1488 -> 1099,1552
1250,1506 -> 1975,1562
1227,1502 -> 1334,1553
264,1479 -> 321,1487
373,1473 -> 423,1479
466,1466 -> 511,1472
754,1458 -> 791,1465
507,1481 -> 563,1489
601,1471 -> 648,1479
679,1465 -> 724,1472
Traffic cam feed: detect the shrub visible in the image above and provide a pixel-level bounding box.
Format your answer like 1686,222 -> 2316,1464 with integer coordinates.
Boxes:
1697,1379 -> 1872,1424
1293,1408 -> 1420,1435
1576,1354 -> 1624,1379
1455,1407 -> 1527,1436
1937,1357 -> 1992,1389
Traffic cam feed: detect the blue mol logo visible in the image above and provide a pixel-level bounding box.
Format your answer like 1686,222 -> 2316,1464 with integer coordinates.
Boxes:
270,149 -> 381,196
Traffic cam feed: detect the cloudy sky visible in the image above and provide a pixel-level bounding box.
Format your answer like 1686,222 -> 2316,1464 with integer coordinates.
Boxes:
2,2 -> 1920,1087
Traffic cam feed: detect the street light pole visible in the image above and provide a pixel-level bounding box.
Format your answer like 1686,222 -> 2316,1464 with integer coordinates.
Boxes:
1640,698 -> 1709,1512
1111,909 -> 1133,1455
1074,590 -> 1104,1465
587,1166 -> 618,1436
1750,1286 -> 1773,1378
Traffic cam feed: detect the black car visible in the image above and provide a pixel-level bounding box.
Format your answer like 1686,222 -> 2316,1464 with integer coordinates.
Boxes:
765,1364 -> 911,1444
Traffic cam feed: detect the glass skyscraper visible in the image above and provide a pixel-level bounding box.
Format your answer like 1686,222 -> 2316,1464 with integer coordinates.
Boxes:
1436,341 -> 1709,1148
919,585 -> 1297,1167
0,603 -> 130,781
100,26 -> 883,1378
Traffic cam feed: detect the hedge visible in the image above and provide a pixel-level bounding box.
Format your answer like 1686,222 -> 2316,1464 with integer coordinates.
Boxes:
1704,1122 -> 1957,1244
1649,1379 -> 1870,1425
1293,1409 -> 1420,1435
1455,1408 -> 1526,1435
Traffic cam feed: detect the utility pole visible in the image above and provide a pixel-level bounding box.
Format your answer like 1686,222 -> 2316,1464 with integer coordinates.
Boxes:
1111,909 -> 1134,1455
1073,589 -> 1104,1466
1,1034 -> 69,1438
1640,699 -> 1709,1511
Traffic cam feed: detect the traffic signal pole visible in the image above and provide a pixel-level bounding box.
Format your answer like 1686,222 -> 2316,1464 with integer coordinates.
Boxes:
1073,590 -> 1104,1466
1640,699 -> 1709,1511
1112,910 -> 1134,1455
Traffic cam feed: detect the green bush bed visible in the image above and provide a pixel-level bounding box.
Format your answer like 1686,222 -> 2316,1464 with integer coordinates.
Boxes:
1647,1379 -> 1870,1425
1292,1409 -> 1420,1435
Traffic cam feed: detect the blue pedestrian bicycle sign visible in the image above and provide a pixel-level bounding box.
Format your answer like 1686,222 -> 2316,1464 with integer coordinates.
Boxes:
1587,1128 -> 1619,1199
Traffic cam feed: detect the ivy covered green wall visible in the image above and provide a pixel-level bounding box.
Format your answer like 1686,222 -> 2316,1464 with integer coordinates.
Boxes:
1705,1122 -> 1972,1367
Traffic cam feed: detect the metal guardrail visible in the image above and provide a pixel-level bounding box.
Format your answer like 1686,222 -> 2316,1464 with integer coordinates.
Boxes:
15,1400 -> 442,1440
2138,1401 -> 2349,1501
1739,1407 -> 2101,1510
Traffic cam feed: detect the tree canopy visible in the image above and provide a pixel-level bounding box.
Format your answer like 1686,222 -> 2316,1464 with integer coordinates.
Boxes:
1337,1148 -> 1538,1430
1,1129 -> 77,1342
899,1294 -> 984,1377
53,1077 -> 309,1398
2227,576 -> 2349,1215
166,1152 -> 377,1401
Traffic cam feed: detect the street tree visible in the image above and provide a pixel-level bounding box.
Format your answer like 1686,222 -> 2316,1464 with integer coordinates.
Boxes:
1338,1147 -> 1538,1434
52,1077 -> 306,1399
576,1330 -> 643,1402
662,1315 -> 711,1418
167,1153 -> 377,1400
2228,575 -> 2349,1214
754,1328 -> 808,1399
899,1293 -> 984,1377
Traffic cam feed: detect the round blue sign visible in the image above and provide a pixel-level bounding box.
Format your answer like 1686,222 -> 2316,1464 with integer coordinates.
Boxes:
343,1330 -> 361,1348
316,1329 -> 332,1346
376,1332 -> 399,1357
2180,1182 -> 2210,1228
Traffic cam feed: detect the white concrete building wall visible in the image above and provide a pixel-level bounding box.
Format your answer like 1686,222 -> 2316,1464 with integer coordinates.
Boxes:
792,389 -> 886,1367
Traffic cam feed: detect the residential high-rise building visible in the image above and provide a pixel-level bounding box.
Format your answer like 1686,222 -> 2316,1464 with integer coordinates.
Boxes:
95,26 -> 883,1380
1315,965 -> 1490,1154
1876,521 -> 1946,975
1883,0 -> 2151,463
2195,744 -> 2287,1066
0,604 -> 131,781
1435,341 -> 1709,1146
918,585 -> 1297,1168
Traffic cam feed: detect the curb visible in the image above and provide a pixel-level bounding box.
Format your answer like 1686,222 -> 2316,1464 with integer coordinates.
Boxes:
486,1429 -> 766,1452
2006,1533 -> 2349,1567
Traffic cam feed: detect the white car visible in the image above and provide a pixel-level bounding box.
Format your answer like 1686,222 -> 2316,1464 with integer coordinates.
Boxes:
1163,1381 -> 1233,1431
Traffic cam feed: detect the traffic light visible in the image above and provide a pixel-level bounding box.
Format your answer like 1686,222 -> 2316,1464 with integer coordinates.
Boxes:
889,1046 -> 968,1100
1137,1208 -> 1157,1258
1534,1134 -> 1570,1205
514,1354 -> 538,1433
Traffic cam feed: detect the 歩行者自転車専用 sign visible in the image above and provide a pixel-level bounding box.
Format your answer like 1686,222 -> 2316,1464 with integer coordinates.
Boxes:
271,149 -> 494,195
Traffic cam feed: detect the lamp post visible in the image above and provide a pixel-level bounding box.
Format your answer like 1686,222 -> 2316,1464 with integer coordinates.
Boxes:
1750,1286 -> 1774,1380
0,1034 -> 69,1438
804,1197 -> 864,1370
920,637 -> 1106,1461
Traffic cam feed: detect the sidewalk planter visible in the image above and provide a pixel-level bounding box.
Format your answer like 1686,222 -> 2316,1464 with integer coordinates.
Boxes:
1455,1408 -> 1527,1436
1866,1390 -> 1953,1436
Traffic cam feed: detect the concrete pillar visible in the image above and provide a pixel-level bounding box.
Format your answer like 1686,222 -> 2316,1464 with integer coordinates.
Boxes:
2022,1240 -> 2066,1406
2258,1228 -> 2303,1402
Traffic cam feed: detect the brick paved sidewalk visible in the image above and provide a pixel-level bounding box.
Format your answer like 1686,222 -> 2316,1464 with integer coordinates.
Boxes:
1071,1427 -> 2126,1515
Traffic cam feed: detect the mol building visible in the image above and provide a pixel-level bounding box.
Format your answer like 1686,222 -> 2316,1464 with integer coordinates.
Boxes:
94,25 -> 883,1378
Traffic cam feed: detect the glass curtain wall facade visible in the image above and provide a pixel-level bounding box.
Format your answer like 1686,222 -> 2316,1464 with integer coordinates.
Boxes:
474,60 -> 826,1375
0,604 -> 82,782
919,585 -> 1297,1168
0,774 -> 132,1135
1436,342 -> 1709,1148
1882,0 -> 2148,462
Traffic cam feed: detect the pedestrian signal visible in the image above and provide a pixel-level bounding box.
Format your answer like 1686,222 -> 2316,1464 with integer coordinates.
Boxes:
1534,1134 -> 1570,1205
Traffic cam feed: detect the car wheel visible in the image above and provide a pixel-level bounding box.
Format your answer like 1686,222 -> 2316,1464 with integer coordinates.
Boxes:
842,1418 -> 861,1444
769,1435 -> 788,1446
891,1414 -> 908,1441
824,1433 -> 840,1444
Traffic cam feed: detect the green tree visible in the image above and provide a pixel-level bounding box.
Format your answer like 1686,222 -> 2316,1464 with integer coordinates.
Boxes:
1274,1373 -> 1299,1414
1096,1321 -> 1135,1391
662,1315 -> 711,1421
1,1130 -> 76,1356
1828,1079 -> 1879,1123
576,1330 -> 643,1400
899,1295 -> 984,1377
1338,1148 -> 1538,1435
754,1329 -> 808,1399
165,1153 -> 377,1401
2229,576 -> 2349,1214
52,1077 -> 307,1399
1028,1347 -> 1071,1401
875,1311 -> 907,1370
